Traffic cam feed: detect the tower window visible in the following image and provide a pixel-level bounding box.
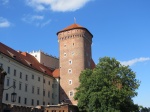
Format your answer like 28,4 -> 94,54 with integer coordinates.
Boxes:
69,91 -> 74,97
73,43 -> 74,46
68,69 -> 72,73
64,44 -> 66,47
64,53 -> 67,57
69,60 -> 72,64
69,80 -> 72,85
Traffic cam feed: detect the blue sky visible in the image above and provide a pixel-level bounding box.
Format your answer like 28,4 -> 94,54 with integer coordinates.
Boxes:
0,0 -> 150,107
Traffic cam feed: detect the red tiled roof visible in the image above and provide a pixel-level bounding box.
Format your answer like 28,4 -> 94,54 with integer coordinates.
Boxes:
57,23 -> 93,37
52,69 -> 60,78
0,42 -> 54,77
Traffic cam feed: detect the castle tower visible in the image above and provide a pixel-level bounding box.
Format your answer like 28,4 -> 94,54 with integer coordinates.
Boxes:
57,23 -> 93,105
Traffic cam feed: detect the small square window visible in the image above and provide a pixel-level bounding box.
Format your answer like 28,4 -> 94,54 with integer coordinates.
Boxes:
69,80 -> 72,85
64,53 -> 67,57
68,69 -> 72,73
69,60 -> 72,64
69,91 -> 74,97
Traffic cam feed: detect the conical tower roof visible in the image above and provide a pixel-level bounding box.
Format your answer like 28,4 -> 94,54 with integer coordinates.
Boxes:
57,23 -> 93,37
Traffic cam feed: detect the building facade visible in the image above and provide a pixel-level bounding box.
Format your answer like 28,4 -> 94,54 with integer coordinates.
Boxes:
0,42 -> 59,107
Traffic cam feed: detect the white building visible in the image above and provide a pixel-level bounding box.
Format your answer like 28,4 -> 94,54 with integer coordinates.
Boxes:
30,50 -> 59,70
0,42 -> 60,107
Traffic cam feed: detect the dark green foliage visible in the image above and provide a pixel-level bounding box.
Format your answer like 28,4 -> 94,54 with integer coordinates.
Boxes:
74,57 -> 140,112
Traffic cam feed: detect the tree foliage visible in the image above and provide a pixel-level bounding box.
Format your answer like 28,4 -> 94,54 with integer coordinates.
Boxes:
74,57 -> 140,112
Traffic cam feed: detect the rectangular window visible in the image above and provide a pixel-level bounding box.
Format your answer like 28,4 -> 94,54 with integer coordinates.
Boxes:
7,67 -> 10,74
5,93 -> 9,101
43,89 -> 45,96
14,69 -> 16,76
25,75 -> 28,81
69,60 -> 72,64
37,100 -> 39,105
31,99 -> 34,105
38,77 -> 40,81
69,91 -> 74,97
25,84 -> 28,92
20,72 -> 22,79
43,101 -> 45,105
69,80 -> 72,85
18,96 -> 21,103
19,82 -> 22,90
7,78 -> 9,86
52,93 -> 54,99
24,98 -> 27,104
48,81 -> 50,85
32,74 -> 34,79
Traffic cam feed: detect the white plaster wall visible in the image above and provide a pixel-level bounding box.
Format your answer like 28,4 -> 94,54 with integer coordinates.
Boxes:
30,51 -> 59,69
0,53 -> 58,107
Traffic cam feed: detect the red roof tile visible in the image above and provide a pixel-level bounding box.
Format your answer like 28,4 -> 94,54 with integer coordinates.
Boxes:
57,23 -> 93,37
0,42 -> 54,77
52,69 -> 60,78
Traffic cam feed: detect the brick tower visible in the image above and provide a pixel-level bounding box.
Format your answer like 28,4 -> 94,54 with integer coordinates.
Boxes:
57,23 -> 93,105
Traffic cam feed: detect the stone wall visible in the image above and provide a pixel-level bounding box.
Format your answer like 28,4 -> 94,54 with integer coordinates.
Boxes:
2,104 -> 43,112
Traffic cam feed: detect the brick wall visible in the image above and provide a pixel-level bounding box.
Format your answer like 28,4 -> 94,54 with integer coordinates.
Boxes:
58,28 -> 93,105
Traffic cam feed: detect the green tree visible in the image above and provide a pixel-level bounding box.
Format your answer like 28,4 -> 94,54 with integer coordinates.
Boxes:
74,57 -> 140,112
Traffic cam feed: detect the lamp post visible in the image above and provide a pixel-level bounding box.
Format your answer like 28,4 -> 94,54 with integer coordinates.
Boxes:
3,85 -> 17,102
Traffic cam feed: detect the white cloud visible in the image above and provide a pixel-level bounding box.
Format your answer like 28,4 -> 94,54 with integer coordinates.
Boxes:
26,0 -> 92,12
120,57 -> 150,66
22,14 -> 51,27
22,14 -> 44,23
41,19 -> 51,27
1,0 -> 9,5
0,17 -> 11,28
